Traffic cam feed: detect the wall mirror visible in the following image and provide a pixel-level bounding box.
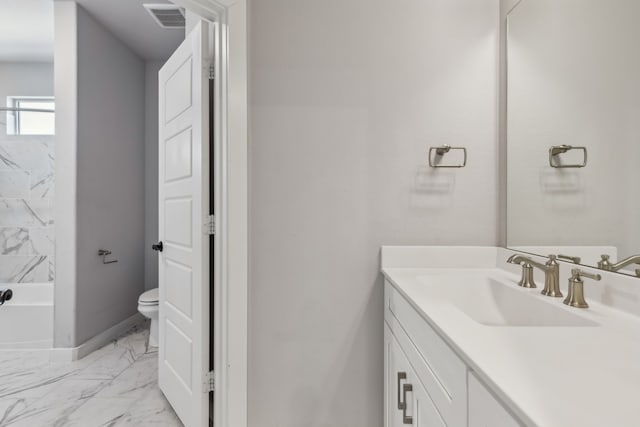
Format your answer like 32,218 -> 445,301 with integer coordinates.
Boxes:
506,0 -> 640,278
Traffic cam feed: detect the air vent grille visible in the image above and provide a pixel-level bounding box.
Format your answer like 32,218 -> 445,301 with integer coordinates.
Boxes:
143,4 -> 185,29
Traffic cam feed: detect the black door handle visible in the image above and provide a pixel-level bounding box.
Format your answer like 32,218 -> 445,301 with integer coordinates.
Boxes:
152,241 -> 163,252
0,289 -> 12,306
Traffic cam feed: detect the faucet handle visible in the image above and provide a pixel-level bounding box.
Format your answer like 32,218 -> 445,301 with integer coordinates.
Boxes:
557,254 -> 581,264
572,269 -> 601,282
545,254 -> 559,267
564,269 -> 601,309
597,254 -> 612,270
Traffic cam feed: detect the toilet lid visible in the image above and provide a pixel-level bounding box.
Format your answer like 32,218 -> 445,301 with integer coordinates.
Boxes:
139,288 -> 159,304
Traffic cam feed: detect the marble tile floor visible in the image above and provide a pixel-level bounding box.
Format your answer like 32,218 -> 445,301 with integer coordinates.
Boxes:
0,324 -> 183,426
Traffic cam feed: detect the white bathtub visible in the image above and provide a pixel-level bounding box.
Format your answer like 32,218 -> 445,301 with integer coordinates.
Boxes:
0,283 -> 54,349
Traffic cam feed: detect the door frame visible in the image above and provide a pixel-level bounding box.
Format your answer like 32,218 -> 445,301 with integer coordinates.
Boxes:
170,1 -> 248,427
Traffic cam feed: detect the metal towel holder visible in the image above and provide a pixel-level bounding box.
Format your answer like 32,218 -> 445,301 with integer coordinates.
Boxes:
549,145 -> 587,168
428,145 -> 467,168
98,249 -> 118,264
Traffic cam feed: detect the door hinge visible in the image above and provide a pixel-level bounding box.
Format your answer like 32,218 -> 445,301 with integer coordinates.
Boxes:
204,370 -> 215,393
208,64 -> 215,80
204,214 -> 216,235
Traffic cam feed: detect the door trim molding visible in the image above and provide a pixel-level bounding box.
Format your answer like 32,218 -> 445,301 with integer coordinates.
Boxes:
170,1 -> 248,427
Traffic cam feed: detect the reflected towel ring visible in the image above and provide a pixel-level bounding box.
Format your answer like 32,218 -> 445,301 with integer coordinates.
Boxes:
549,145 -> 587,168
428,145 -> 467,168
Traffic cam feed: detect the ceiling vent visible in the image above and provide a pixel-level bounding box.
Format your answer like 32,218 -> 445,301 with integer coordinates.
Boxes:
143,4 -> 186,29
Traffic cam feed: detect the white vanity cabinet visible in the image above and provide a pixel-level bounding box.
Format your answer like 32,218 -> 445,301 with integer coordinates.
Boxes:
468,372 -> 522,427
384,280 -> 523,427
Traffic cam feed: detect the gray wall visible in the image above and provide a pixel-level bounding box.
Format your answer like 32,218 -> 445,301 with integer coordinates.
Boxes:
55,2 -> 146,346
144,61 -> 164,292
75,4 -> 146,344
248,1 -> 500,426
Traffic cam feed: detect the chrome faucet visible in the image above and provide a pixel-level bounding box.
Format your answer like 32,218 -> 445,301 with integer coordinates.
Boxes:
597,254 -> 640,276
507,254 -> 562,297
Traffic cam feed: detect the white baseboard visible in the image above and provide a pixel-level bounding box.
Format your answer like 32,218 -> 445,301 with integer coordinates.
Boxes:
49,313 -> 145,362
0,339 -> 52,350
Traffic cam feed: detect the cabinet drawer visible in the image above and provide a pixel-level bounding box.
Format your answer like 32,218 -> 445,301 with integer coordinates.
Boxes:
385,280 -> 467,427
469,372 -> 523,427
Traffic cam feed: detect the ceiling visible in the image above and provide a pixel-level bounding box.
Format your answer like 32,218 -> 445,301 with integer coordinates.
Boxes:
69,0 -> 184,61
0,0 -> 184,63
0,0 -> 54,62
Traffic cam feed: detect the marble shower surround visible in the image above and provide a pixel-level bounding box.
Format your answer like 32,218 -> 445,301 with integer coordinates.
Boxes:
0,135 -> 55,283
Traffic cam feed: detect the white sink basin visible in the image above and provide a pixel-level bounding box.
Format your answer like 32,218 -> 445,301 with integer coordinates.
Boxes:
417,274 -> 598,327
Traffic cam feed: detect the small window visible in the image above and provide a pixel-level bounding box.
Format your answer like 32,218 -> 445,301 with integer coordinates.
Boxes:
6,97 -> 55,136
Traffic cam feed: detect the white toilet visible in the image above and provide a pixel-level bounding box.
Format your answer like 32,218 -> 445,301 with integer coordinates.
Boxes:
138,288 -> 159,347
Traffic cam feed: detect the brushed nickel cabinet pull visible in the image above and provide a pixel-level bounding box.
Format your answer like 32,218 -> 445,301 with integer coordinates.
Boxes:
402,383 -> 413,424
397,372 -> 407,409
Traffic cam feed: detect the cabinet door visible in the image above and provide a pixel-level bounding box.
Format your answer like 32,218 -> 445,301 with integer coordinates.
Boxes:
385,325 -> 445,427
385,324 -> 408,427
412,379 -> 445,427
469,372 -> 522,427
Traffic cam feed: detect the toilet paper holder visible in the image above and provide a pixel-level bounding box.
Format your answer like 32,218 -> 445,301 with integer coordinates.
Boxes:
98,249 -> 118,264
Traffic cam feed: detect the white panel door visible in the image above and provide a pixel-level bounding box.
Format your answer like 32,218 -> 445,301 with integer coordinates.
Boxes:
158,21 -> 210,427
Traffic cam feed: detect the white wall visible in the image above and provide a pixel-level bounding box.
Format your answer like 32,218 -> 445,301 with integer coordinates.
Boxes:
0,62 -> 53,100
498,0 -> 522,246
248,1 -> 500,425
507,0 -> 640,262
55,2 -> 146,346
54,1 -> 78,346
144,61 -> 164,291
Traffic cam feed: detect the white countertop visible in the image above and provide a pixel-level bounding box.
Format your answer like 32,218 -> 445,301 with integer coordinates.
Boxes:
382,265 -> 640,427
